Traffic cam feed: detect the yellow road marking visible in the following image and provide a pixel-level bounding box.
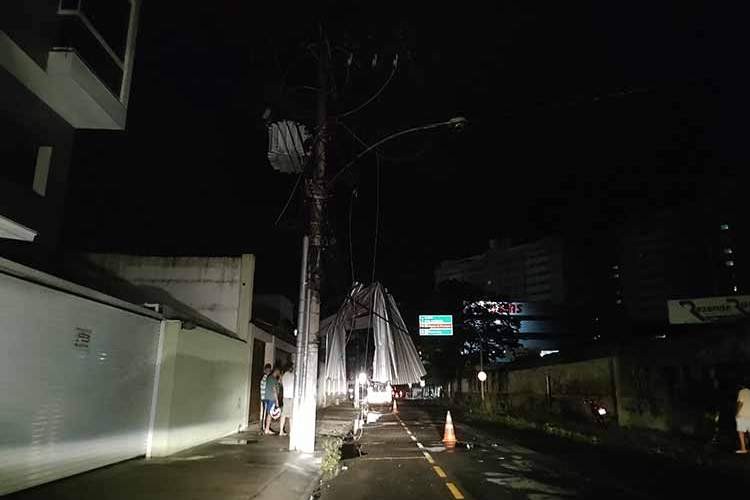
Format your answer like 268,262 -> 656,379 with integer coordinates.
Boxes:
433,466 -> 447,478
423,452 -> 434,464
446,482 -> 465,499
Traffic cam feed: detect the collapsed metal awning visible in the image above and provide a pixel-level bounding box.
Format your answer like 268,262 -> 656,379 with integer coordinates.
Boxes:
321,283 -> 426,395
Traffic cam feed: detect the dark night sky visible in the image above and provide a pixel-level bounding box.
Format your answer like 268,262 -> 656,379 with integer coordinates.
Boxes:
63,2 -> 748,313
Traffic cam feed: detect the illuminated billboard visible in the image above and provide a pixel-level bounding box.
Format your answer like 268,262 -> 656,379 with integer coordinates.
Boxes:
419,315 -> 453,336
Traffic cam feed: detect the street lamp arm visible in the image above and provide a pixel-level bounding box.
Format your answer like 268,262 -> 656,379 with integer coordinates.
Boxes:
328,117 -> 467,187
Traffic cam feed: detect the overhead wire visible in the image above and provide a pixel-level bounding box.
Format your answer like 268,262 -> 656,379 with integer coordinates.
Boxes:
348,187 -> 357,284
372,155 -> 380,283
328,119 -> 460,187
336,57 -> 397,119
338,120 -> 435,165
273,171 -> 303,226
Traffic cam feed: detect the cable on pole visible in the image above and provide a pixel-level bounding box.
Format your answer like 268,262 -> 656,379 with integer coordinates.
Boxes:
273,172 -> 303,226
371,156 -> 380,283
336,56 -> 398,119
328,118 -> 466,187
349,187 -> 357,284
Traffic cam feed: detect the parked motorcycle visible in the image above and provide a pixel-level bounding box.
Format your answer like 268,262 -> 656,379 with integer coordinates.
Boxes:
583,397 -> 609,427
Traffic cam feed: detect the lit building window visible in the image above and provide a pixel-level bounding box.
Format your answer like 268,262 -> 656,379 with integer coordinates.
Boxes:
613,273 -> 620,279
612,265 -> 619,270
724,248 -> 733,255
720,224 -> 730,231
726,260 -> 735,267
615,298 -> 623,304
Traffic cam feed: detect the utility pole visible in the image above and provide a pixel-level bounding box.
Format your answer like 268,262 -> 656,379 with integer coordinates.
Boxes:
285,31 -> 466,452
290,39 -> 329,454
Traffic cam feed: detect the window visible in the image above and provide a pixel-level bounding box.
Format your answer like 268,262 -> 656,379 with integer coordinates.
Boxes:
721,224 -> 730,231
33,146 -> 53,196
726,260 -> 735,267
724,248 -> 734,255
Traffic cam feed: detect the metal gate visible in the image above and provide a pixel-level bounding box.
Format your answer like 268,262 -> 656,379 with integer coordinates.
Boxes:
0,270 -> 161,495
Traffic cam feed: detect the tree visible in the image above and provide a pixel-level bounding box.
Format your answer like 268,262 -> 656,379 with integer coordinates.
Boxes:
420,280 -> 521,384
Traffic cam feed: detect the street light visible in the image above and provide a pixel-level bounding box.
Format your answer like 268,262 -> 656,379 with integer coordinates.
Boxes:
354,372 -> 367,409
477,371 -> 487,382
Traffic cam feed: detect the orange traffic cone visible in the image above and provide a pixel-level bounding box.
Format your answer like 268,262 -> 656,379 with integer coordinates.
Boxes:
392,399 -> 398,414
442,411 -> 457,448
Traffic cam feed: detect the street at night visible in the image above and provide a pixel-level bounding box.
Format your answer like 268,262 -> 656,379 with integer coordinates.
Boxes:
3,1 -> 750,498
324,400 -> 750,500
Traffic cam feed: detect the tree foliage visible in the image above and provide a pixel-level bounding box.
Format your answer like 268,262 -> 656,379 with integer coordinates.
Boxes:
420,280 -> 521,383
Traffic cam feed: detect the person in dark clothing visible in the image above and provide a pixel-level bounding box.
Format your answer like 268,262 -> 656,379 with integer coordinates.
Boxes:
259,364 -> 272,434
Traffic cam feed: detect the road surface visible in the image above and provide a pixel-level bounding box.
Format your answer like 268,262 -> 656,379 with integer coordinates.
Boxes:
321,400 -> 750,500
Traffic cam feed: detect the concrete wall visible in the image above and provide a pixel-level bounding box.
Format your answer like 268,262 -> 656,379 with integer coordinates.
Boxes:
504,357 -> 616,420
454,328 -> 750,438
148,321 -> 249,457
87,254 -> 254,337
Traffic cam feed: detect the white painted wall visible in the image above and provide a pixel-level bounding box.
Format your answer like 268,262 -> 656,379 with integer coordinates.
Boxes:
147,322 -> 249,457
0,271 -> 161,495
87,255 -> 244,333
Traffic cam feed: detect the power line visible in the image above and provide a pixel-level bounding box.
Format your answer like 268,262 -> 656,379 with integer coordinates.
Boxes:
336,57 -> 398,119
348,187 -> 357,284
273,171 -> 303,226
328,118 -> 465,187
339,119 -> 436,167
371,156 -> 380,283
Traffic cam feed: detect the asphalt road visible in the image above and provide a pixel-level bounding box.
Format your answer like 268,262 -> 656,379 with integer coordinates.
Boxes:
321,400 -> 750,500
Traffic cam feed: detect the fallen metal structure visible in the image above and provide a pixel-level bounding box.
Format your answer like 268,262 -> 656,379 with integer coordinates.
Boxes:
320,283 -> 426,399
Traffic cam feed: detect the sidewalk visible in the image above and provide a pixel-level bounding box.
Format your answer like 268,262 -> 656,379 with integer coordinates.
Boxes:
7,404 -> 358,500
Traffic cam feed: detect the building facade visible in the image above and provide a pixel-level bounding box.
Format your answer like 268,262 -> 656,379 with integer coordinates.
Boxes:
0,0 -> 141,268
435,237 -> 566,304
609,206 -> 745,328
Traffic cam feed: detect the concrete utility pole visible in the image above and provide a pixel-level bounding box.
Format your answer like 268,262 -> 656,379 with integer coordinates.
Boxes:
290,41 -> 329,454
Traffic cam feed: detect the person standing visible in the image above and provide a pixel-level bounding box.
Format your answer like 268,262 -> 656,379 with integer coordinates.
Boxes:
259,364 -> 272,434
264,367 -> 281,435
736,382 -> 750,453
279,364 -> 295,437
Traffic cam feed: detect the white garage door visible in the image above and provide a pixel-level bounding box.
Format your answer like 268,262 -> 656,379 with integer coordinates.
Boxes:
0,272 -> 160,495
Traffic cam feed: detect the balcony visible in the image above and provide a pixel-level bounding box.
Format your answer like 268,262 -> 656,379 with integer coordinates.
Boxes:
0,0 -> 140,130
0,214 -> 37,242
